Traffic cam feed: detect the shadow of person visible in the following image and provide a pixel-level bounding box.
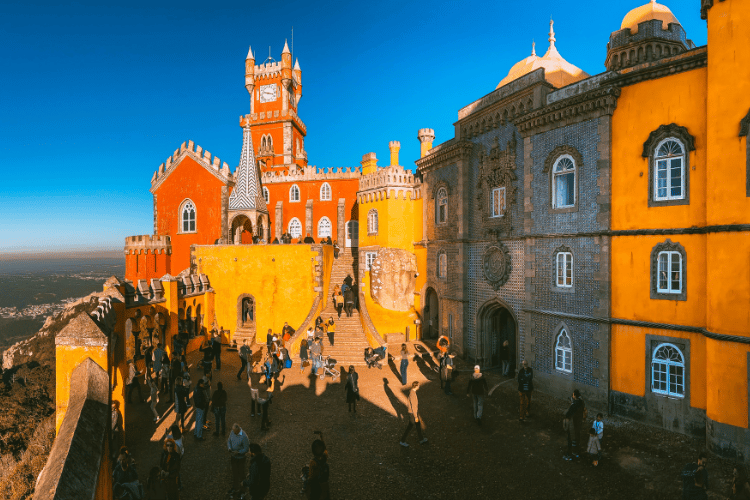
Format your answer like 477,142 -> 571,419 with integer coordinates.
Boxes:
413,344 -> 439,372
387,355 -> 401,381
382,377 -> 406,420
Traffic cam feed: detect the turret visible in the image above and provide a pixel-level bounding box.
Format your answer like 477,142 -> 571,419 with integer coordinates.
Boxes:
294,58 -> 302,107
389,141 -> 401,166
245,46 -> 255,113
361,152 -> 378,175
281,40 -> 292,112
418,129 -> 435,158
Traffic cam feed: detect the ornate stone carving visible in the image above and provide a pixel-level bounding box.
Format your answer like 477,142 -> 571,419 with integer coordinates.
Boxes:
369,248 -> 417,311
482,243 -> 512,290
642,123 -> 696,157
543,145 -> 584,173
476,134 -> 518,237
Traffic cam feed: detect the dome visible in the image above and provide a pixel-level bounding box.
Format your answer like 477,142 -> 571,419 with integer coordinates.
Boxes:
621,0 -> 680,34
497,21 -> 589,90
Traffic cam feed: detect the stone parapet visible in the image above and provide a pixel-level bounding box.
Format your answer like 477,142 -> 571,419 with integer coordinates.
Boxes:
242,109 -> 306,134
150,140 -> 233,193
261,164 -> 361,183
124,235 -> 171,255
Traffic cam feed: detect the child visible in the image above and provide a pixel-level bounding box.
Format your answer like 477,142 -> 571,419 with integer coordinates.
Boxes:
593,413 -> 604,442
587,427 -> 601,466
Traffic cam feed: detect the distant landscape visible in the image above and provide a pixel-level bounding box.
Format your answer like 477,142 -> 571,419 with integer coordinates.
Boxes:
0,252 -> 124,354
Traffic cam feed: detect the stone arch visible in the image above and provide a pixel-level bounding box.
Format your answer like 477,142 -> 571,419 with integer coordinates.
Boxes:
475,297 -> 518,370
423,287 -> 440,340
236,293 -> 256,335
231,214 -> 254,244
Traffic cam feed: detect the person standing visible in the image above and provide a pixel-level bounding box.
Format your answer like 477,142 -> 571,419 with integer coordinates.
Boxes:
210,381 -> 227,436
169,356 -> 181,403
300,339 -> 309,373
563,389 -> 586,461
517,360 -> 534,422
153,342 -> 165,379
587,427 -> 601,466
352,279 -> 359,310
326,318 -> 336,347
305,433 -> 330,500
310,338 -> 322,376
242,443 -> 271,500
266,328 -> 274,354
466,365 -> 489,425
344,366 -> 359,413
211,331 -> 222,370
343,287 -> 354,317
148,375 -> 160,423
144,343 -> 154,380
227,423 -> 250,498
335,292 -> 344,319
441,352 -> 455,395
125,359 -> 143,404
399,344 -> 409,386
159,438 -> 181,500
258,379 -> 272,432
400,381 -> 427,447
159,354 -> 171,395
682,452 -> 709,499
173,377 -> 188,432
110,401 -> 123,461
248,362 -> 263,417
192,379 -> 209,440
500,340 -> 510,376
238,341 -> 251,381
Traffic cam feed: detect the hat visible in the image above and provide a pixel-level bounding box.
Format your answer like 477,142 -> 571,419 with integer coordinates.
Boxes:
474,365 -> 481,371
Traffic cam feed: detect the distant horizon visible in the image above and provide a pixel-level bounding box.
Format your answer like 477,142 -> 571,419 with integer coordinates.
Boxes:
0,249 -> 124,260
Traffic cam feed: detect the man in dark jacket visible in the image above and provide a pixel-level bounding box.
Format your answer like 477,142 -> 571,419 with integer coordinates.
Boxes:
243,443 -> 271,499
199,342 -> 214,377
563,389 -> 585,460
343,288 -> 354,317
466,364 -> 489,425
211,331 -> 222,370
517,360 -> 533,421
193,379 -> 209,440
169,356 -> 181,402
682,452 -> 709,499
210,381 -> 228,436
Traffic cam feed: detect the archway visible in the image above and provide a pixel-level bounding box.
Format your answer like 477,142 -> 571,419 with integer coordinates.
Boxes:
423,288 -> 439,339
476,298 -> 517,371
236,294 -> 256,337
231,215 -> 254,244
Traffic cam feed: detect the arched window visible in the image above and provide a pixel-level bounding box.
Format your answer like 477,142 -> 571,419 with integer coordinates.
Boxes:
654,138 -> 685,201
181,200 -> 196,233
290,184 -> 300,202
320,182 -> 332,201
263,187 -> 270,204
367,209 -> 378,235
556,251 -> 573,288
437,251 -> 447,279
651,343 -> 685,397
555,329 -> 572,373
552,155 -> 576,208
317,217 -> 332,238
288,218 -> 302,238
436,187 -> 448,223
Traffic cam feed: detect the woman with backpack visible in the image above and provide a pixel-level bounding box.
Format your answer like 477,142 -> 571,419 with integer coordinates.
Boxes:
344,366 -> 360,413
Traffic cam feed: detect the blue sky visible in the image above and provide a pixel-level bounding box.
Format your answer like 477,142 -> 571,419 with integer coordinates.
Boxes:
0,0 -> 707,253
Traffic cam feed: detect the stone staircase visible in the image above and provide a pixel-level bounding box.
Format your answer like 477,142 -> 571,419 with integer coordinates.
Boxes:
318,249 -> 371,366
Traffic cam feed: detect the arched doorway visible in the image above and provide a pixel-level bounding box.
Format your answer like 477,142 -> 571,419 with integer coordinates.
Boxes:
423,288 -> 439,339
236,294 -> 256,337
231,215 -> 254,244
476,298 -> 517,370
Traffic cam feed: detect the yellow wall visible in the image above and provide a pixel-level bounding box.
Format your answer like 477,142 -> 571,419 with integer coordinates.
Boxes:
706,337 -> 750,428
55,346 -> 108,433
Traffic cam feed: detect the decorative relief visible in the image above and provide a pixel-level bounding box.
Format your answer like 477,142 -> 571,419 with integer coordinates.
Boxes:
370,248 -> 417,311
476,134 -> 518,237
482,243 -> 512,290
543,145 -> 583,174
642,123 -> 696,157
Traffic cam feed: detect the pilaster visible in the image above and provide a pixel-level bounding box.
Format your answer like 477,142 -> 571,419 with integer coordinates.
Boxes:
305,199 -> 314,237
283,122 -> 293,164
337,198 -> 346,246
221,186 -> 229,243
275,201 -> 283,239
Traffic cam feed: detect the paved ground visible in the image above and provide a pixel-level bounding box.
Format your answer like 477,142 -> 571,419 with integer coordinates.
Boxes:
123,342 -> 736,499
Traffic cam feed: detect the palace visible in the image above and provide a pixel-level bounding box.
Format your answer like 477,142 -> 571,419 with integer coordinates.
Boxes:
36,2 -> 750,495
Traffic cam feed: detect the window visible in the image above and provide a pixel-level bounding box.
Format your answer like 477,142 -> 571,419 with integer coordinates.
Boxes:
552,155 -> 576,208
365,251 -> 377,270
651,343 -> 685,398
650,239 -> 686,300
367,209 -> 378,235
657,251 -> 682,294
288,218 -> 302,238
263,187 -> 270,204
436,187 -> 448,223
438,251 -> 447,278
555,329 -> 572,373
317,217 -> 332,238
290,184 -> 300,202
490,187 -> 506,218
654,138 -> 685,201
320,182 -> 332,201
556,251 -> 573,288
181,200 -> 196,233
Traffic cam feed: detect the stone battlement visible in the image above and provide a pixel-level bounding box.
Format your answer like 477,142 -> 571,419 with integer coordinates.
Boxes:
261,164 -> 361,183
358,165 -> 422,203
124,235 -> 172,254
241,110 -> 307,134
150,140 -> 233,191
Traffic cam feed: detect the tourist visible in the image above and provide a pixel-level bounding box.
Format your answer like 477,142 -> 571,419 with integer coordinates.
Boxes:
111,401 -> 123,461
258,379 -> 272,432
158,354 -> 169,393
304,233 -> 315,243
305,432 -> 330,500
242,443 -> 272,500
315,316 -> 324,329
441,351 -> 455,395
169,356 -> 181,402
352,279 -> 359,310
517,360 -> 533,421
466,364 -> 489,425
179,355 -> 190,382
212,331 -> 222,370
306,327 -> 315,345
501,340 -> 510,376
173,377 -> 188,431
400,381 -> 427,447
731,465 -> 750,499
238,341 -> 251,380
227,423 -> 250,498
563,389 -> 586,461
282,322 -> 294,343
682,452 -> 709,498
153,342 -> 165,379
686,475 -> 709,500
112,455 -> 139,496
593,413 -> 604,443
159,438 -> 181,500
344,366 -> 359,413
310,338 -> 322,376
125,359 -> 144,404
587,427 -> 601,466
211,381 -> 227,436
332,284 -> 340,307
144,342 -> 154,379
166,424 -> 184,456
399,344 -> 409,386
148,375 -> 160,423
269,351 -> 281,382
300,339 -> 309,373
266,328 -> 274,353
192,379 -> 209,440
343,287 -> 354,317
199,341 -> 214,377
145,466 -> 167,500
334,292 -> 344,318
248,362 -> 263,417
333,241 -> 340,259
326,317 -> 336,347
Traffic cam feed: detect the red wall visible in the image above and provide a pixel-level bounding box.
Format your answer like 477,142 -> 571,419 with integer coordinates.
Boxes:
125,250 -> 171,282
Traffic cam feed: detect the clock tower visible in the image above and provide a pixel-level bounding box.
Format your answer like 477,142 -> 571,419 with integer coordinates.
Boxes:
243,41 -> 307,175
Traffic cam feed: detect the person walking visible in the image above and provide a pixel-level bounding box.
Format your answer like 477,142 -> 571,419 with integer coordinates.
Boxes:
563,389 -> 586,460
344,366 -> 359,413
238,341 -> 252,380
305,433 -> 330,500
326,318 -> 336,347
153,342 -> 165,379
125,359 -> 144,404
248,362 -> 263,417
159,438 -> 181,500
400,381 -> 427,447
310,338 -> 322,376
199,341 -> 214,377
169,356 -> 181,403
148,375 -> 161,423
173,377 -> 188,431
517,359 -> 534,421
159,354 -> 171,395
192,379 -> 209,440
227,423 -> 249,498
212,331 -> 222,370
258,379 -> 272,432
242,443 -> 271,500
343,287 -> 354,317
144,342 -> 154,380
211,381 -> 227,436
399,344 -> 410,386
466,365 -> 489,425
335,292 -> 344,319
441,352 -> 455,395
300,339 -> 309,373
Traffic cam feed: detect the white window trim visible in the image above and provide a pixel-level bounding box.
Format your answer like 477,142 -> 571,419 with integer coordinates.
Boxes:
317,216 -> 332,239
552,154 -> 576,209
490,186 -> 506,218
653,138 -> 686,202
288,217 -> 302,238
657,251 -> 682,294
179,199 -> 197,234
368,209 -> 378,235
436,187 -> 448,224
555,329 -> 573,373
289,184 -> 301,203
320,182 -> 332,201
438,252 -> 447,279
556,252 -> 573,288
651,342 -> 685,398
365,251 -> 377,271
263,187 -> 270,204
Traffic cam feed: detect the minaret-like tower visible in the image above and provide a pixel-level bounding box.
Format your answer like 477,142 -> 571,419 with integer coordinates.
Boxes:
281,40 -> 292,113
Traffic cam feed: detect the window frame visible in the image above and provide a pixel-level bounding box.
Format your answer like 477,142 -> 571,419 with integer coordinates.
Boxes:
551,154 -> 576,209
317,217 -> 332,239
653,138 -> 686,202
651,342 -> 685,398
554,328 -> 573,374
367,209 -> 378,235
436,187 -> 448,224
288,217 -> 302,239
657,251 -> 682,294
320,182 -> 332,202
365,251 -> 377,271
490,186 -> 506,218
262,187 -> 270,204
289,184 -> 300,203
437,251 -> 447,279
650,239 -> 687,301
555,251 -> 573,288
179,199 -> 197,234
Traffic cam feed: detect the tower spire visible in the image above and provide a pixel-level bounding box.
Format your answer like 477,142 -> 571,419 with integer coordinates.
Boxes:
548,19 -> 556,50
531,40 -> 536,56
282,39 -> 291,54
229,120 -> 265,212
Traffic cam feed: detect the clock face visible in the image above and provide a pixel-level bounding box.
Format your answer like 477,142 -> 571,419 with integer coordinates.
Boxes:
259,84 -> 277,103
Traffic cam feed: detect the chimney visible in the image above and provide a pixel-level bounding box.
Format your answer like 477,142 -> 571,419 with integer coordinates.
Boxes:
389,141 -> 401,166
360,152 -> 378,175
418,128 -> 435,158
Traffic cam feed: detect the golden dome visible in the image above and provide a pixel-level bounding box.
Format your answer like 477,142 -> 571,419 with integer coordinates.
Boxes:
497,21 -> 589,90
621,0 -> 680,34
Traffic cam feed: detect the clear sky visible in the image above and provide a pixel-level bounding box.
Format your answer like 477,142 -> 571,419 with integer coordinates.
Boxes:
0,0 -> 707,253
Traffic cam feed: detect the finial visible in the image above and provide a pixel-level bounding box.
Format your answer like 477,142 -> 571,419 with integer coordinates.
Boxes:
246,45 -> 254,60
294,58 -> 301,70
531,40 -> 536,56
549,18 -> 556,49
282,39 -> 291,54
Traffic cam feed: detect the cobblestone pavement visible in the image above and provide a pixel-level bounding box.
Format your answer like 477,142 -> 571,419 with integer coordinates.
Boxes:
123,342 -> 734,500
